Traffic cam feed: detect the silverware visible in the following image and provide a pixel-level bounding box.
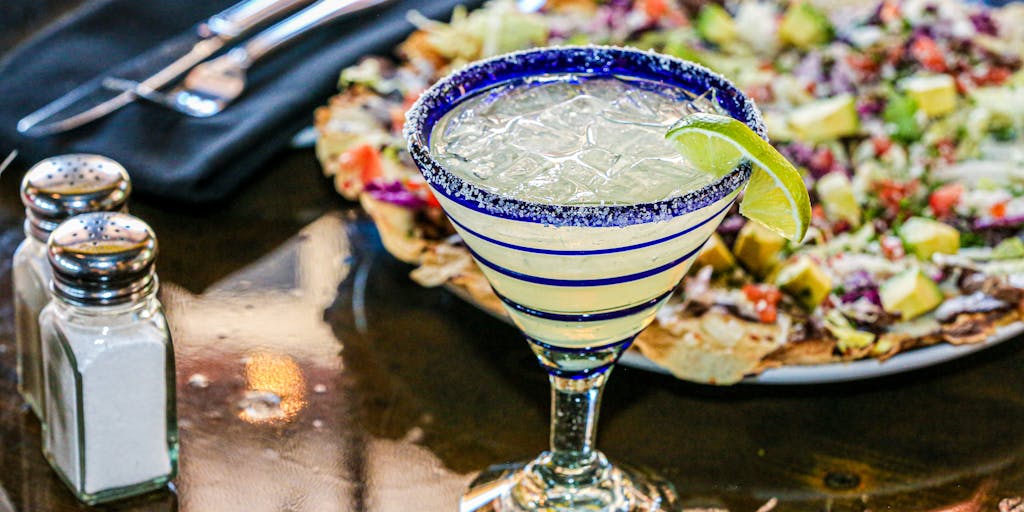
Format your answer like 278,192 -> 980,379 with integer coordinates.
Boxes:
0,150 -> 16,176
16,0 -> 316,137
116,0 -> 393,118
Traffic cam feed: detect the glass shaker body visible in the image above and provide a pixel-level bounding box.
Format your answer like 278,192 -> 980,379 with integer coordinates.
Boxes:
15,154 -> 131,423
40,293 -> 178,505
12,232 -> 50,418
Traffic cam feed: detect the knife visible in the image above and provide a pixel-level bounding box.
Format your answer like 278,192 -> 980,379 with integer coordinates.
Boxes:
16,0 -> 316,137
114,0 -> 395,118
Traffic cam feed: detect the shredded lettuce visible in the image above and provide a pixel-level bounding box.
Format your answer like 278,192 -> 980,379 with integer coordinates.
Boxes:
407,1 -> 548,64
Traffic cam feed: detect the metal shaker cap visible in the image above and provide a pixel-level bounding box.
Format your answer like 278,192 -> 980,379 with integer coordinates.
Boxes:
48,212 -> 157,306
21,154 -> 131,242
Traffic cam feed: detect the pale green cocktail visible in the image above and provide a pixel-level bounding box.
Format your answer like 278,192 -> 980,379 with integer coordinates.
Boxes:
405,47 -> 767,511
430,73 -> 733,352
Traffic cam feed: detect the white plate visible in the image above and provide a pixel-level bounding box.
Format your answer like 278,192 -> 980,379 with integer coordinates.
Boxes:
621,321 -> 1024,385
447,284 -> 1024,385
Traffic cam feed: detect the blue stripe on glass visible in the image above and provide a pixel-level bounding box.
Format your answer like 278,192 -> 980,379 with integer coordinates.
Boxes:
466,239 -> 706,287
447,199 -> 734,256
497,288 -> 674,322
403,47 -> 764,228
545,363 -> 616,378
429,165 -> 748,227
526,335 -> 636,354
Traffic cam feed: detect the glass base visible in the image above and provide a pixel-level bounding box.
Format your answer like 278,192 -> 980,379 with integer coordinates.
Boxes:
461,452 -> 678,512
44,449 -> 173,505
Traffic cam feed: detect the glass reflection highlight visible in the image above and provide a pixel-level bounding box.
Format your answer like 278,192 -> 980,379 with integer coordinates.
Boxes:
238,352 -> 307,424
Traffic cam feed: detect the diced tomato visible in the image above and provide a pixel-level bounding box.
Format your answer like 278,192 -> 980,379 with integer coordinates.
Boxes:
743,283 -> 764,302
846,53 -> 880,75
653,0 -> 688,26
390,91 -> 423,133
745,83 -> 773,104
974,66 -> 1012,86
389,107 -> 406,133
880,45 -> 905,67
910,36 -> 947,73
879,0 -> 901,24
757,303 -> 778,324
884,45 -> 905,66
880,235 -> 905,260
935,138 -> 956,164
405,180 -> 424,197
876,179 -> 917,211
405,179 -> 442,209
872,135 -> 893,156
954,74 -> 975,94
987,67 -> 1012,85
809,148 -> 835,174
804,81 -> 817,95
340,144 -> 383,184
812,204 -> 826,220
403,91 -> 422,109
929,183 -> 963,218
743,284 -> 781,323
811,204 -> 831,234
990,202 -> 1007,219
641,0 -> 667,19
423,188 -> 442,208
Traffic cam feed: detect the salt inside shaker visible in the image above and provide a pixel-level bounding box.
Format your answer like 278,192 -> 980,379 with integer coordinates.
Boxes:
13,154 -> 130,421
40,212 -> 177,505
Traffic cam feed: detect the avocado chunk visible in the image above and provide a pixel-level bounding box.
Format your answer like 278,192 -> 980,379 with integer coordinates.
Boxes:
871,334 -> 897,357
779,2 -> 833,49
775,256 -> 833,309
824,310 -> 876,353
900,74 -> 958,117
694,232 -> 736,273
734,221 -> 787,278
788,94 -> 860,142
815,172 -> 861,227
993,237 -> 1024,260
764,112 -> 795,142
834,328 -> 876,353
880,269 -> 944,320
695,4 -> 737,46
898,217 -> 960,261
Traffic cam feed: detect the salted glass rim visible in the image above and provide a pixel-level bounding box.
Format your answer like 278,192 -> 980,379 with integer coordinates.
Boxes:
403,46 -> 766,228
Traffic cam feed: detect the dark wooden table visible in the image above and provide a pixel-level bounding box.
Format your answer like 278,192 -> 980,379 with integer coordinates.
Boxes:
3,3 -> 1024,511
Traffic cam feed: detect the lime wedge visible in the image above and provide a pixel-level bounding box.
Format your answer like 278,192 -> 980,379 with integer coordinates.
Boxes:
666,113 -> 811,242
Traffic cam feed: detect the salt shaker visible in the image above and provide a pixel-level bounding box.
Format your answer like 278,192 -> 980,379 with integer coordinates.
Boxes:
40,212 -> 177,505
13,154 -> 130,421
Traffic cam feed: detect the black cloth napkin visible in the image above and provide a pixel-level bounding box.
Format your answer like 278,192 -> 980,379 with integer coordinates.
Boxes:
0,0 -> 483,204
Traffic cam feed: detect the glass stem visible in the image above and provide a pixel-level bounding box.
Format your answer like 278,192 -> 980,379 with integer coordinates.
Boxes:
545,371 -> 611,483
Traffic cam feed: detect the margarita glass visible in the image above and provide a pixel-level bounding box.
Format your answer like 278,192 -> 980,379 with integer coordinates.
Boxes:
404,46 -> 765,511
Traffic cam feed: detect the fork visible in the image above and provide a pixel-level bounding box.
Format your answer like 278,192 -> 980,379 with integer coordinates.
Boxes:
110,0 -> 392,117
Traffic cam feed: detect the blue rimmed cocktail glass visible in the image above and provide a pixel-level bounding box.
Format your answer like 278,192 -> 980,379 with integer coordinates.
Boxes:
404,46 -> 765,511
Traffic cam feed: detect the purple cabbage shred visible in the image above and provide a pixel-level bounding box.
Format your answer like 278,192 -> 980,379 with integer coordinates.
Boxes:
841,288 -> 882,307
857,97 -> 885,116
779,142 -> 815,167
840,271 -> 882,306
365,181 -> 426,209
827,58 -> 857,95
793,52 -> 824,84
716,215 -> 746,234
974,214 -> 1024,230
969,12 -> 998,36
